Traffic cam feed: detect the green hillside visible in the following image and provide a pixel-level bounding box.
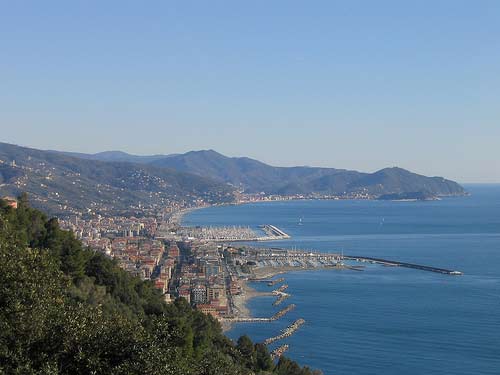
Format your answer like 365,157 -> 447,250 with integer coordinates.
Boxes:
69,148 -> 466,197
149,151 -> 466,196
0,143 -> 235,217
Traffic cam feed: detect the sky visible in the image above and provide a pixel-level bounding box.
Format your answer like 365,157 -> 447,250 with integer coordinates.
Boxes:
1,1 -> 499,183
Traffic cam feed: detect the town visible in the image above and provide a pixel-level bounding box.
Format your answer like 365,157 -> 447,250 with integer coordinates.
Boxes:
38,199 -> 345,342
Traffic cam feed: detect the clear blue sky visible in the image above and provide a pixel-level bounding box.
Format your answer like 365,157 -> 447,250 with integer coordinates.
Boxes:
1,1 -> 499,182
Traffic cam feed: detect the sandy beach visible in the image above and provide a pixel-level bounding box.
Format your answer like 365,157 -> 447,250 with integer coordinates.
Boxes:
170,205 -> 208,226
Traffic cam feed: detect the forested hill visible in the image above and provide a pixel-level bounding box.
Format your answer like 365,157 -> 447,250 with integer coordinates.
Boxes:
149,151 -> 466,197
0,142 -> 466,210
0,142 -> 235,216
0,196 -> 321,375
58,148 -> 467,197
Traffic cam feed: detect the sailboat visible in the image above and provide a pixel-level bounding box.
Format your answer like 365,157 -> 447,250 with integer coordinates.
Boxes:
298,217 -> 303,226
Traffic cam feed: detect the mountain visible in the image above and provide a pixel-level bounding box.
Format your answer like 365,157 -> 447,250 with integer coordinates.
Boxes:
53,150 -> 170,164
0,143 -> 235,216
147,150 -> 466,197
0,142 -> 466,215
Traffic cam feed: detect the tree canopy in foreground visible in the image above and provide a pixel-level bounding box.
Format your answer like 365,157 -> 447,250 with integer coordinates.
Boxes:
0,195 -> 321,375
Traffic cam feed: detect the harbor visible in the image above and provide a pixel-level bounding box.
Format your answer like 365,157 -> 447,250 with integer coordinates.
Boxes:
224,246 -> 464,356
180,190 -> 492,375
344,255 -> 464,275
241,246 -> 464,277
160,220 -> 291,242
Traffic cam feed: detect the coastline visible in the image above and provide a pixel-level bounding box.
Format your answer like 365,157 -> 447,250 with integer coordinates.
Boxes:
175,195 -> 448,229
170,205 -> 208,226
221,279 -> 272,332
222,264 -> 349,332
176,197 -> 387,227
177,201 -> 347,333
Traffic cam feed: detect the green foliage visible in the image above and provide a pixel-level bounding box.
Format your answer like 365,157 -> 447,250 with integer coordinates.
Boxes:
255,344 -> 274,372
148,149 -> 466,196
236,335 -> 255,369
275,357 -> 323,375
0,196 -> 320,374
0,142 -> 236,217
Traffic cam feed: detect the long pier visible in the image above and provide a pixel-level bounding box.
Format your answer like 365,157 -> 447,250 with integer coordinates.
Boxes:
225,304 -> 296,322
256,225 -> 291,241
344,255 -> 463,275
249,277 -> 285,286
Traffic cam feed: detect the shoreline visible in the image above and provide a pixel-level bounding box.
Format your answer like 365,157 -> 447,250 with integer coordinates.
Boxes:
175,197 -> 393,227
221,279 -> 271,332
222,264 -> 349,332
170,205 -> 208,226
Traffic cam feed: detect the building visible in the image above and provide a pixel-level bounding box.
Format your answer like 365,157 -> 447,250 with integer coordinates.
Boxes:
207,284 -> 225,302
2,196 -> 18,209
201,259 -> 221,277
196,304 -> 218,318
191,284 -> 207,304
178,285 -> 191,303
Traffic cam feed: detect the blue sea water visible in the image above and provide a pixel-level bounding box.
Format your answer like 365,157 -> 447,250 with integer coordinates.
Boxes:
184,185 -> 500,375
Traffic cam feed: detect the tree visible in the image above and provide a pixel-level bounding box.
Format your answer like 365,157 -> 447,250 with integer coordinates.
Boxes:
1,197 -> 320,375
237,335 -> 256,369
255,343 -> 274,372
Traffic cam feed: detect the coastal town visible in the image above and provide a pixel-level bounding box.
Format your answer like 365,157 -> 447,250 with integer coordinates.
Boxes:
2,194 -> 463,358
5,195 -> 346,355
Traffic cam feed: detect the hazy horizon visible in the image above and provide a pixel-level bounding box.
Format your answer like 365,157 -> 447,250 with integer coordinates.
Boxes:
1,1 -> 499,183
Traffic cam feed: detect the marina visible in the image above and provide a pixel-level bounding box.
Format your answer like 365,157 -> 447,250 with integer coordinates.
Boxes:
162,222 -> 291,242
184,170 -> 497,375
244,247 -> 463,276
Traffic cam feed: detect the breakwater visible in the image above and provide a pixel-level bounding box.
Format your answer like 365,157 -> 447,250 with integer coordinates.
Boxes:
263,319 -> 305,345
344,255 -> 463,275
259,225 -> 291,240
268,277 -> 285,286
270,344 -> 289,360
273,293 -> 290,306
271,303 -> 295,319
273,284 -> 288,294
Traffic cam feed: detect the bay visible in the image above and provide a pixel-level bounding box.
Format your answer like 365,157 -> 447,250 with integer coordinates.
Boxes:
184,184 -> 500,375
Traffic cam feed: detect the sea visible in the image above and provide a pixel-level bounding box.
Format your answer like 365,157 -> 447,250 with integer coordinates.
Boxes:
183,184 -> 500,375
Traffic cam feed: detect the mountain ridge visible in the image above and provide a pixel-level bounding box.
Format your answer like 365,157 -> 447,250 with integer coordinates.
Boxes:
147,151 -> 466,197
0,142 -> 467,217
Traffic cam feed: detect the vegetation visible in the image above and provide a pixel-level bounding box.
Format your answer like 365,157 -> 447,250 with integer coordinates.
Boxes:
0,195 -> 321,375
146,150 -> 466,196
0,143 -> 466,216
0,142 -> 235,216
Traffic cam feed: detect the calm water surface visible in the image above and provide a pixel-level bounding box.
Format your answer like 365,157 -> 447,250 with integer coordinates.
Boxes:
184,185 -> 500,375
